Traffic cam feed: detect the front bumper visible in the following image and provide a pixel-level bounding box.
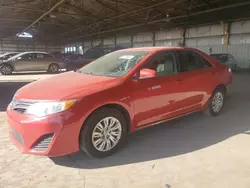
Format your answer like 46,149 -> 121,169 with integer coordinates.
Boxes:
7,106 -> 81,157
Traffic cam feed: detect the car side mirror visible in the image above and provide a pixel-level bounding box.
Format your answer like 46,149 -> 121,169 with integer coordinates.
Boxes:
139,68 -> 157,79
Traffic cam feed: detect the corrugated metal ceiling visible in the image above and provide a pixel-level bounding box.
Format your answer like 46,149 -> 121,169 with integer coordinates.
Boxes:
1,0 -> 250,42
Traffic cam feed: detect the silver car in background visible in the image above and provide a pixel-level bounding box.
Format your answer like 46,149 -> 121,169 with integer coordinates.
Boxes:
0,52 -> 19,63
210,53 -> 238,70
0,51 -> 66,75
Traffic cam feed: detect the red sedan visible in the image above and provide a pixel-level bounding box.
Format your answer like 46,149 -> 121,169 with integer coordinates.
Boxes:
7,47 -> 232,158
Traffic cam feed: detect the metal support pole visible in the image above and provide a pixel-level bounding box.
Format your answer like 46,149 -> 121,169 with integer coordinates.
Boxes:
114,36 -> 117,47
131,35 -> 134,48
182,27 -> 186,46
223,22 -> 231,48
152,32 -> 156,47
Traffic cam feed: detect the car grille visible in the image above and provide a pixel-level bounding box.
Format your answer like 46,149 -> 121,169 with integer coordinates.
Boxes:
11,129 -> 24,145
33,134 -> 54,151
11,100 -> 32,114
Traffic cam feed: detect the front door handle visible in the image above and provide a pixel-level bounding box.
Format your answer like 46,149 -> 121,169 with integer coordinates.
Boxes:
148,85 -> 161,91
175,79 -> 183,84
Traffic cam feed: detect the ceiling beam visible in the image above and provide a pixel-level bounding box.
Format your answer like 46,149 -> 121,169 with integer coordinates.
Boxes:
106,0 -> 146,7
65,2 -> 102,20
20,0 -> 68,34
60,2 -> 123,37
67,1 -> 250,40
201,0 -> 215,8
94,0 -> 139,24
0,17 -> 66,26
1,4 -> 83,17
60,0 -> 186,36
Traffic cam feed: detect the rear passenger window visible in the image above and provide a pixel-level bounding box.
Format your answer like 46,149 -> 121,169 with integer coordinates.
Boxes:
44,54 -> 53,59
36,54 -> 44,59
34,53 -> 53,60
176,51 -> 211,72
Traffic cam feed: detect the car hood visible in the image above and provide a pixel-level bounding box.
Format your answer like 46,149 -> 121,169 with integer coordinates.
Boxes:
15,71 -> 120,101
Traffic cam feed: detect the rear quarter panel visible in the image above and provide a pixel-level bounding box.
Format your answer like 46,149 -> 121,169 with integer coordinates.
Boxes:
195,49 -> 232,91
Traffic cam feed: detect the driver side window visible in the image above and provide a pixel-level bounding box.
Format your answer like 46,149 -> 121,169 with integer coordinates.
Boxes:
143,51 -> 177,77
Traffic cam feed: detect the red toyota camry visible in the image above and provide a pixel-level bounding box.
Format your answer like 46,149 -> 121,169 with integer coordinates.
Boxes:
7,47 -> 232,158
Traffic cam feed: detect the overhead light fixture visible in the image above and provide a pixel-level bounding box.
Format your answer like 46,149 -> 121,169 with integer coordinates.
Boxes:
16,32 -> 33,38
50,14 -> 56,19
165,13 -> 171,22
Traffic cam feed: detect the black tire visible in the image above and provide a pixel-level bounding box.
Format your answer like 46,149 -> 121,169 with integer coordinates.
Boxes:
79,108 -> 128,158
0,64 -> 13,75
48,63 -> 59,73
206,87 -> 226,117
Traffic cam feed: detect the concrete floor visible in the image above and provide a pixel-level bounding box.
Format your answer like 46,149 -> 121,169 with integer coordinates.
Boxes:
1,73 -> 250,188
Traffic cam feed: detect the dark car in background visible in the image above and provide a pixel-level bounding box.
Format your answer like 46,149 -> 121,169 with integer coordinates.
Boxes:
210,53 -> 238,70
65,46 -> 124,71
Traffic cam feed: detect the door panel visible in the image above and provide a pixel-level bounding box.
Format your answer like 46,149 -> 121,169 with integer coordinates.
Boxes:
176,50 -> 217,112
33,53 -> 51,70
177,68 -> 215,112
14,53 -> 34,71
132,75 -> 187,127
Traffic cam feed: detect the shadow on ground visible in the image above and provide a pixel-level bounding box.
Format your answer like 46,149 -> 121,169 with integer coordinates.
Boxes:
0,82 -> 29,111
51,73 -> 250,169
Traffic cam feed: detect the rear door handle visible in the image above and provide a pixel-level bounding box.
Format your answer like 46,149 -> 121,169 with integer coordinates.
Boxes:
175,79 -> 183,84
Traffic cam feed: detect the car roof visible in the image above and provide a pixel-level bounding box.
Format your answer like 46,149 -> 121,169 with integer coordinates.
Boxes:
9,51 -> 49,60
0,52 -> 19,58
18,51 -> 48,55
119,46 -> 197,53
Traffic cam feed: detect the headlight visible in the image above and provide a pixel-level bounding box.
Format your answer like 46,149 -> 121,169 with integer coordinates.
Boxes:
26,100 -> 76,117
228,67 -> 232,72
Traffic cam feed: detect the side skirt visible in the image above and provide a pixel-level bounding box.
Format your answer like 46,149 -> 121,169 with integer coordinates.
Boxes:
135,109 -> 202,131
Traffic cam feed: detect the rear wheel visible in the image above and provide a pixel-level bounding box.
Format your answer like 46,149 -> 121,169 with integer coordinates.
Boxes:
206,87 -> 225,116
79,108 -> 128,158
48,63 -> 59,73
0,64 -> 13,75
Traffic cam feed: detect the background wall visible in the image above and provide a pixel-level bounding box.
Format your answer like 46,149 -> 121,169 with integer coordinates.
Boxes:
67,19 -> 250,68
0,38 -> 62,53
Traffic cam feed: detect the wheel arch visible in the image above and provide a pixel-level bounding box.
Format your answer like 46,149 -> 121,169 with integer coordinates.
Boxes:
82,103 -> 132,133
204,84 -> 227,110
214,84 -> 227,93
1,63 -> 14,70
48,63 -> 59,72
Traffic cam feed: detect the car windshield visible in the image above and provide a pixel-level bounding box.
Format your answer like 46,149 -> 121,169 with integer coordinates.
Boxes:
78,50 -> 149,77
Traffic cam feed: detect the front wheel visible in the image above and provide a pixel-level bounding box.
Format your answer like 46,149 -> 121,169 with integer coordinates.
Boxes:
0,64 -> 13,75
79,108 -> 128,158
48,63 -> 59,73
206,88 -> 225,116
